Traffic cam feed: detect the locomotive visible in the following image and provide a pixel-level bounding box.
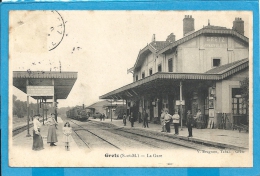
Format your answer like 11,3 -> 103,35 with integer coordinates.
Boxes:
66,106 -> 89,121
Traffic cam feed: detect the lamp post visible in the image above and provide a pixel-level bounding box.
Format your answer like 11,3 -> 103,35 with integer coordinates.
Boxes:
26,79 -> 31,137
37,99 -> 39,114
111,99 -> 112,122
26,95 -> 31,137
42,99 -> 45,125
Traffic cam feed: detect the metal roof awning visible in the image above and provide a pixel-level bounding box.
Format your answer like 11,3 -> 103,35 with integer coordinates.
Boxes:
99,72 -> 218,99
13,71 -> 77,99
100,59 -> 248,100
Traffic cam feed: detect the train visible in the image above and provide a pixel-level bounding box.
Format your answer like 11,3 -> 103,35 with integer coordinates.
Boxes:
66,106 -> 89,121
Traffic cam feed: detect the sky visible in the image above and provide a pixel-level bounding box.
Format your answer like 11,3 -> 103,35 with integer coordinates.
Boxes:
9,11 -> 251,108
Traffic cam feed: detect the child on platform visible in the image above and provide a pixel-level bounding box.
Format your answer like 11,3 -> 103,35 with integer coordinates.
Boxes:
63,122 -> 72,151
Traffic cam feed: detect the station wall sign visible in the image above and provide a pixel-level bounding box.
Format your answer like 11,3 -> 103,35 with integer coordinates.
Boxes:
27,86 -> 54,96
204,36 -> 227,48
209,109 -> 215,118
176,100 -> 185,105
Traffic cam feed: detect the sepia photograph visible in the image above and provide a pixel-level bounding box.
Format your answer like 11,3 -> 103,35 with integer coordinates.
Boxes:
9,10 -> 252,167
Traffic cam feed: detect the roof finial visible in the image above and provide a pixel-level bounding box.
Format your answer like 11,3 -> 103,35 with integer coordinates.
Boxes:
208,19 -> 210,26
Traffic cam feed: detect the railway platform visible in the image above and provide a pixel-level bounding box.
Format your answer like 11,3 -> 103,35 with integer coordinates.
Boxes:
91,118 -> 249,149
10,117 -> 83,166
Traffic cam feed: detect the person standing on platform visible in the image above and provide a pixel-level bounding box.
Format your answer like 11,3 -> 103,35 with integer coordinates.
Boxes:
123,113 -> 127,126
129,112 -> 134,127
164,110 -> 172,133
32,114 -> 44,151
186,110 -> 193,137
102,113 -> 105,121
63,122 -> 72,151
172,110 -> 180,135
46,113 -> 58,146
138,111 -> 142,123
194,109 -> 201,128
143,109 -> 149,128
160,109 -> 166,132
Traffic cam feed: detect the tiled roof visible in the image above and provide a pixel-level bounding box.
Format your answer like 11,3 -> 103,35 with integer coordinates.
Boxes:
205,58 -> 248,74
87,100 -> 108,108
149,41 -> 171,51
132,23 -> 249,76
203,25 -> 227,30
159,27 -> 249,54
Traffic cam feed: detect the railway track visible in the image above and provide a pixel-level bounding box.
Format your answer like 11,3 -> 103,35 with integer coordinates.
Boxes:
73,130 -> 91,148
13,123 -> 33,136
12,119 -> 45,137
70,120 -> 122,150
88,120 -> 223,150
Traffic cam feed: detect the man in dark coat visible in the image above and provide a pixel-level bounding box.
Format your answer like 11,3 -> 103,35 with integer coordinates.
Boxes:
143,109 -> 149,128
138,112 -> 142,123
102,113 -> 105,121
186,110 -> 194,137
129,112 -> 134,127
123,113 -> 127,126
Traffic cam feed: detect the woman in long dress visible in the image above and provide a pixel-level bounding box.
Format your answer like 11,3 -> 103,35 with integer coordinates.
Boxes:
32,115 -> 44,151
46,113 -> 58,146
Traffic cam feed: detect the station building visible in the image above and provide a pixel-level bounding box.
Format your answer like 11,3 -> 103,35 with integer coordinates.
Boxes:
86,100 -> 126,119
100,16 -> 249,129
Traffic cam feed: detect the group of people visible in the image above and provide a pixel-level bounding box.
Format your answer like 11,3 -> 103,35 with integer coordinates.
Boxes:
100,113 -> 106,121
160,109 -> 196,137
121,108 -> 198,137
32,113 -> 72,151
122,109 -> 149,128
160,109 -> 180,135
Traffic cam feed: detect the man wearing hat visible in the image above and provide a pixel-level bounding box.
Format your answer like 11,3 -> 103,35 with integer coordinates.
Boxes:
164,109 -> 172,133
172,110 -> 180,135
186,110 -> 193,137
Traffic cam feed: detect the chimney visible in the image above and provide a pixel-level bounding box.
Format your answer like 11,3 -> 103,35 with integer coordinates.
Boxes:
83,104 -> 85,109
166,33 -> 176,43
232,17 -> 244,35
152,34 -> 156,42
183,15 -> 195,36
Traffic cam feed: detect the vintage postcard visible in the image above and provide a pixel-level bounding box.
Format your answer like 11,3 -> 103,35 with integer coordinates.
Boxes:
9,10 -> 253,167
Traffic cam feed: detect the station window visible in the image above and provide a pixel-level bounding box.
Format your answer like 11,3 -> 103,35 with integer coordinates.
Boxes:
142,72 -> 145,79
149,68 -> 153,76
232,88 -> 247,115
168,58 -> 173,72
135,75 -> 138,81
213,58 -> 221,67
158,64 -> 162,72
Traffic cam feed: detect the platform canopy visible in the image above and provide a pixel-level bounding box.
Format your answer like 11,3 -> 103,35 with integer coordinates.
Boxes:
13,71 -> 77,100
